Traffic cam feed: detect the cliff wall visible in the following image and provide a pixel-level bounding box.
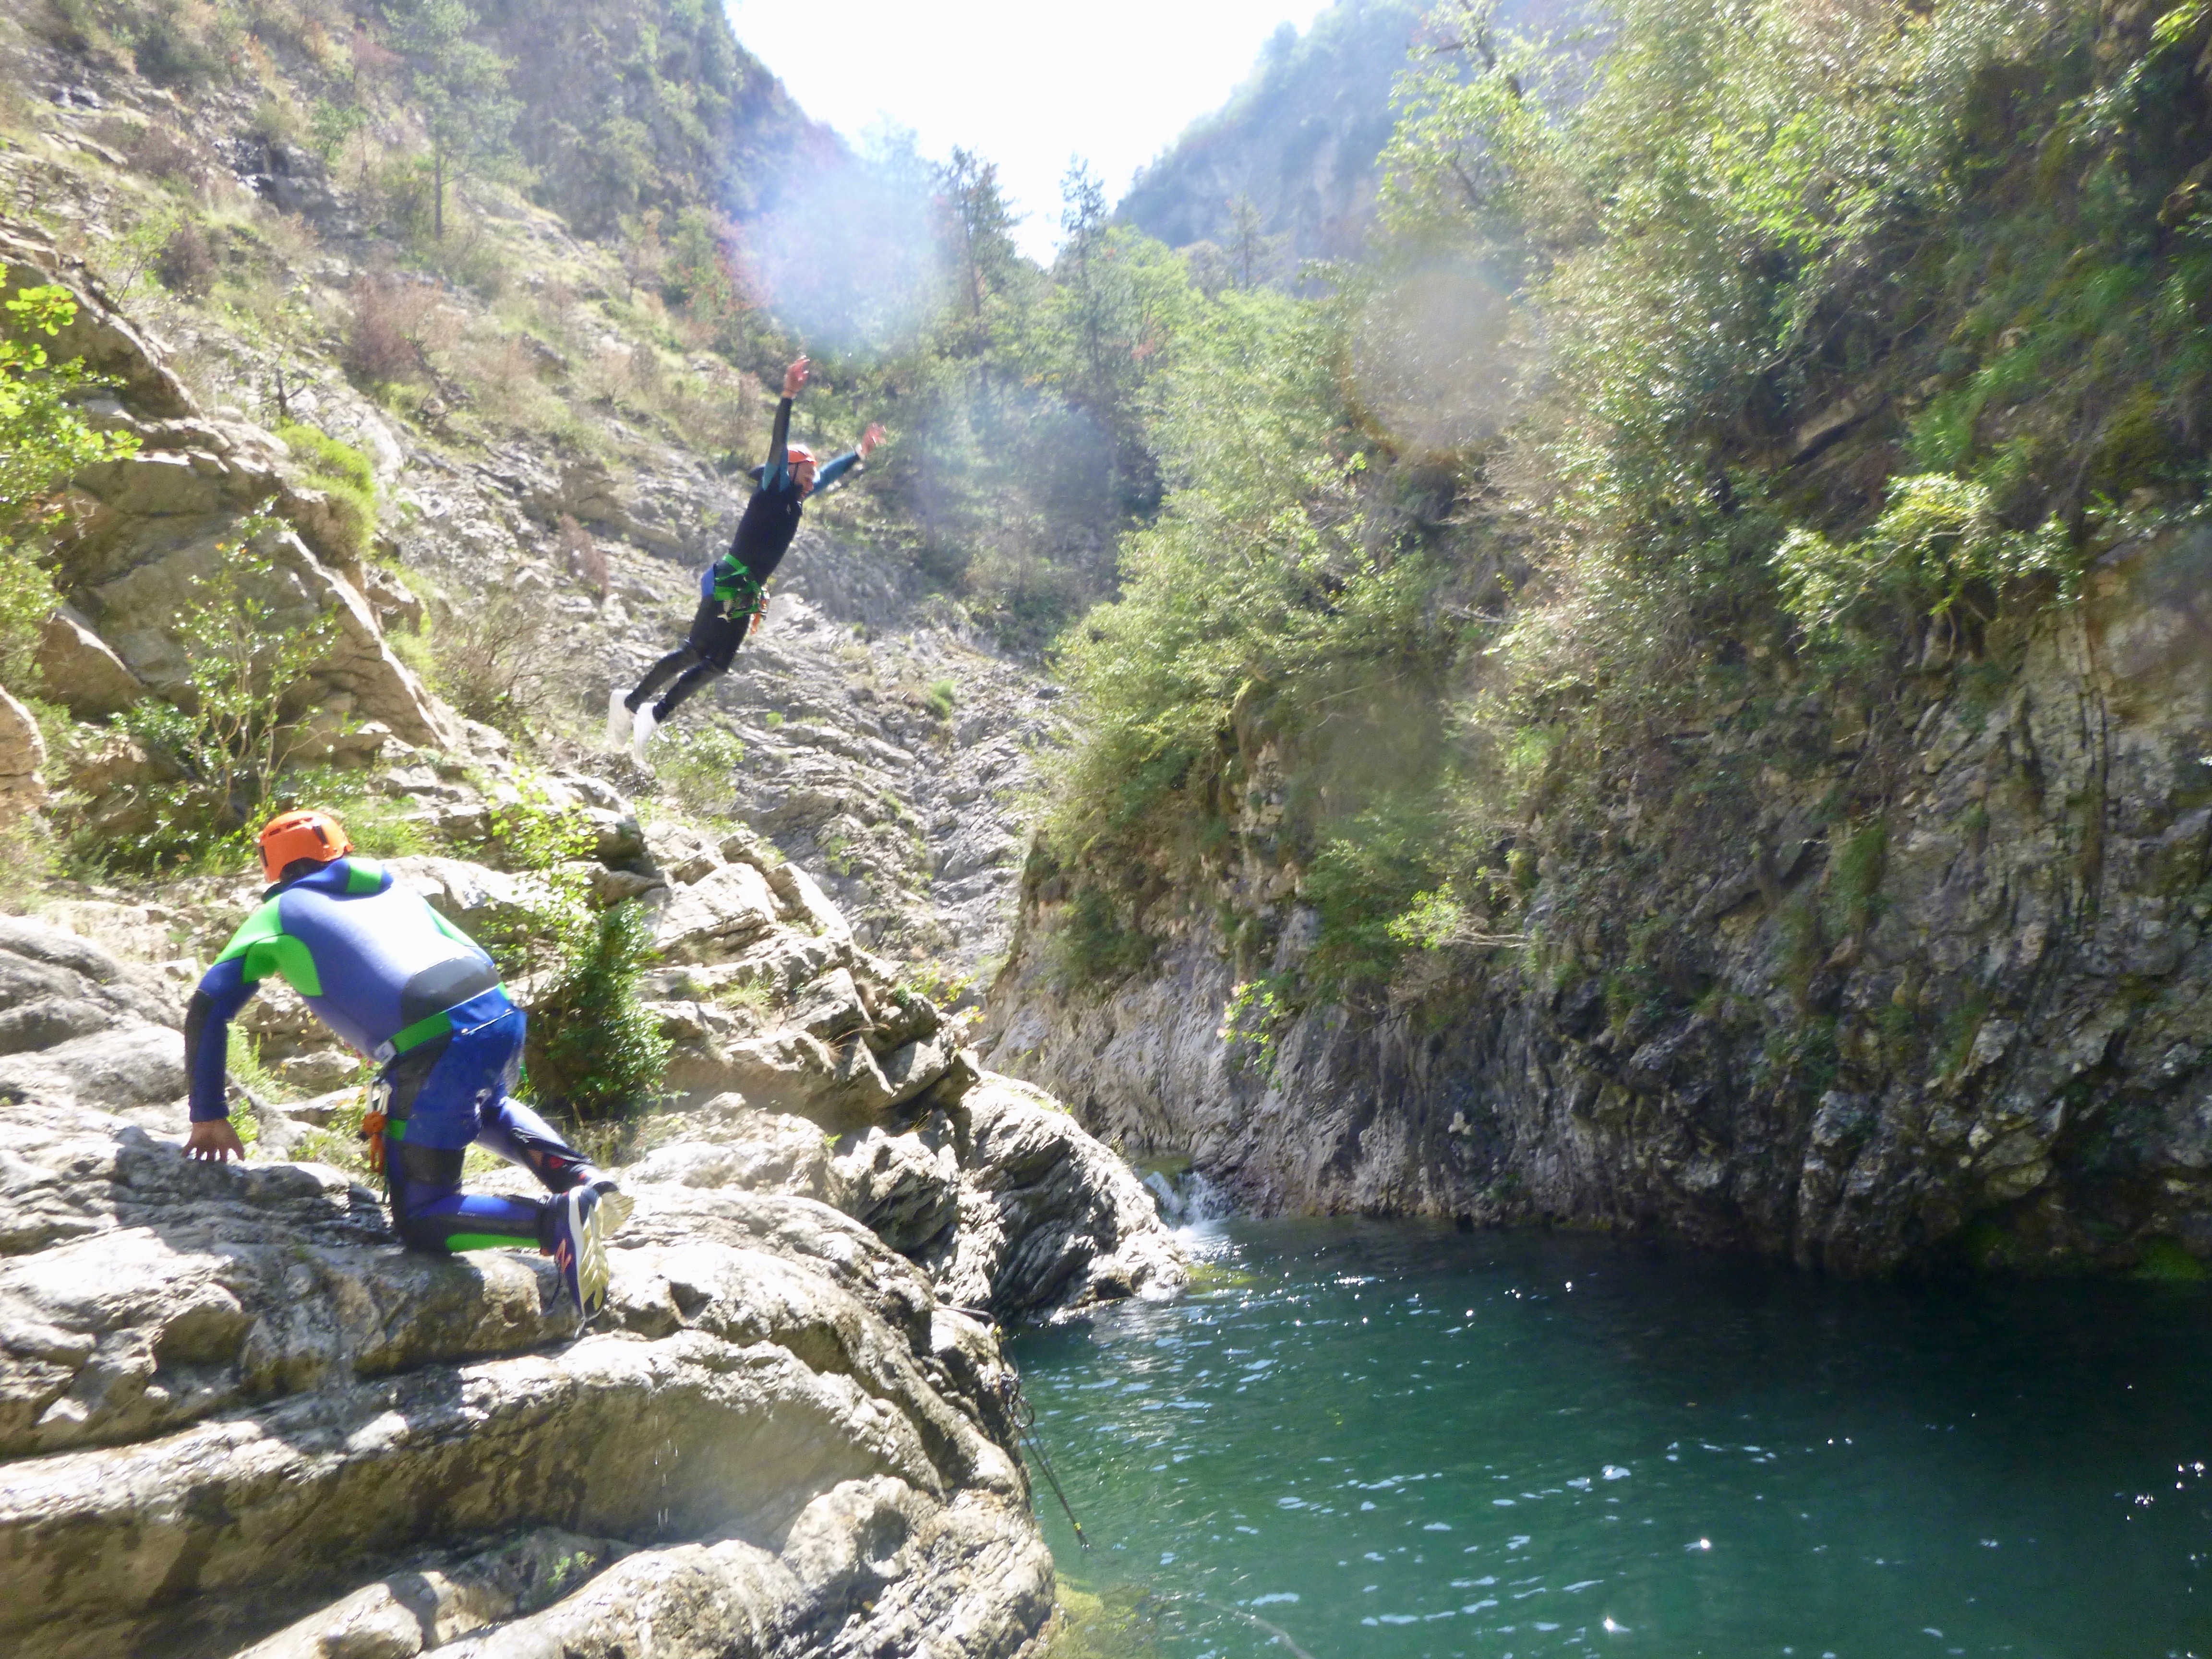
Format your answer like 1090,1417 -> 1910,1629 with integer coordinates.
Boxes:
983,525 -> 2212,1276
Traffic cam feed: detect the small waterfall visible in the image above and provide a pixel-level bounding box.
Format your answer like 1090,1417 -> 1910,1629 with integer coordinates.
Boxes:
1143,1166 -> 1233,1224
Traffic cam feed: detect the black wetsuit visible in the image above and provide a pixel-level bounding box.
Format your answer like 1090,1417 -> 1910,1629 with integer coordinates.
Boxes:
624,397 -> 862,722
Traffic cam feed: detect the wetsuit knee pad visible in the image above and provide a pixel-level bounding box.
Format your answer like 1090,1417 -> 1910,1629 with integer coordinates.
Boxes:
389,1141 -> 469,1251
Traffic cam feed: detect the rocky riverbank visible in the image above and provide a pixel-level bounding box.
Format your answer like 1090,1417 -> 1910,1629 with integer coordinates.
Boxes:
0,863 -> 1182,1658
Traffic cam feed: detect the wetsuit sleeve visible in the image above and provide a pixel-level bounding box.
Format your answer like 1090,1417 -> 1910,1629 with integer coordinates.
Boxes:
184,955 -> 257,1123
812,450 -> 863,493
760,396 -> 794,492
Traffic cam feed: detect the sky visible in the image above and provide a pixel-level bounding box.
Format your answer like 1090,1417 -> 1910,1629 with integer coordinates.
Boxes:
723,0 -> 1332,262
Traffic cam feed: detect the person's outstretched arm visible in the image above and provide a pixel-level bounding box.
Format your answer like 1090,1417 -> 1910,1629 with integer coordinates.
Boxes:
810,421 -> 886,495
762,356 -> 808,487
182,953 -> 259,1160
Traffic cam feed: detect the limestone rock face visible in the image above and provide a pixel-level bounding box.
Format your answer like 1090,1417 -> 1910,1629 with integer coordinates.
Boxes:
0,1102 -> 1052,1659
0,686 -> 46,819
0,893 -> 1181,1659
940,1073 -> 1190,1315
983,524 -> 2212,1277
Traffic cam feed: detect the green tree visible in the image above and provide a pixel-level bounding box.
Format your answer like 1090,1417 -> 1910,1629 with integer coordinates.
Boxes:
0,286 -> 137,680
380,0 -> 519,238
937,147 -> 1021,332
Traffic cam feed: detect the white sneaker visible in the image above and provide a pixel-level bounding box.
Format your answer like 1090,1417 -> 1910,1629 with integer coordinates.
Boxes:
605,686 -> 631,745
630,704 -> 659,766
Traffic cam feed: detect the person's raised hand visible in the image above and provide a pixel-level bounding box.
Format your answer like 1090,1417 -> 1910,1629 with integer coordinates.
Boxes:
859,421 -> 887,458
783,356 -> 810,398
184,1118 -> 245,1163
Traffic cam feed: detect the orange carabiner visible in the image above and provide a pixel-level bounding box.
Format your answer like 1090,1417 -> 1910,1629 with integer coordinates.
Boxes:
360,1108 -> 389,1175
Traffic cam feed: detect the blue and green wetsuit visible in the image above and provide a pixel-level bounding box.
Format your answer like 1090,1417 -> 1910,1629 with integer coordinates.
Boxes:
186,857 -> 597,1254
621,395 -> 864,722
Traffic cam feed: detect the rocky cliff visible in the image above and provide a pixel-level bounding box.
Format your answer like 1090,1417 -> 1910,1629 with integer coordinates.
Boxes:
0,25 -> 1188,1653
984,524 -> 2212,1277
0,829 -> 1182,1659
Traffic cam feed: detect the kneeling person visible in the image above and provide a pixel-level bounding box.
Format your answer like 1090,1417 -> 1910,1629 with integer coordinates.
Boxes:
181,810 -> 630,1318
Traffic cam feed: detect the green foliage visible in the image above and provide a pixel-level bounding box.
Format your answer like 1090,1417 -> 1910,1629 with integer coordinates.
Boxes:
226,1027 -> 294,1108
1217,974 -> 1289,1074
0,286 -> 138,679
1773,474 -> 2073,645
2133,1237 -> 2208,1284
898,956 -> 975,1008
925,678 -> 957,719
522,898 -> 670,1126
654,723 -> 746,821
274,421 -> 377,562
86,513 -> 364,874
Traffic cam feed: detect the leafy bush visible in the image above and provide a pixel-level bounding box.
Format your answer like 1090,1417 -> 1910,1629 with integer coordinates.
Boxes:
1,286 -> 139,679
654,724 -> 746,821
273,419 -> 376,561
1772,474 -> 2072,647
522,898 -> 670,1127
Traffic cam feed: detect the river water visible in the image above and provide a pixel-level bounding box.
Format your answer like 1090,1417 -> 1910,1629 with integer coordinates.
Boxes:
1008,1219 -> 2212,1659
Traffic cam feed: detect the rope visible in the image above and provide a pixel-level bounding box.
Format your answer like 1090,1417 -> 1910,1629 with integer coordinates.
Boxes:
993,1356 -> 1088,1550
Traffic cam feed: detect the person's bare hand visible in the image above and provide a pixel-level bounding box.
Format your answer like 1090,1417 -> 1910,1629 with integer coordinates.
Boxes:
859,421 -> 887,458
185,1119 -> 245,1162
783,356 -> 810,398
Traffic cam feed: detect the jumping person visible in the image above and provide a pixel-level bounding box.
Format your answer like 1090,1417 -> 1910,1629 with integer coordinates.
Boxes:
181,810 -> 631,1320
608,355 -> 884,764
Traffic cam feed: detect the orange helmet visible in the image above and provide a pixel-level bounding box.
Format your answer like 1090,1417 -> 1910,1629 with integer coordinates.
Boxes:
785,444 -> 816,469
258,809 -> 353,884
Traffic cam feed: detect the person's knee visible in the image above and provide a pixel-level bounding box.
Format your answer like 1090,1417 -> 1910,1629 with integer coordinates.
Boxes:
388,1142 -> 467,1251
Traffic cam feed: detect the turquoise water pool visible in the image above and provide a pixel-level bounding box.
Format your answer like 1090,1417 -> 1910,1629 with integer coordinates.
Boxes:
1009,1219 -> 2212,1658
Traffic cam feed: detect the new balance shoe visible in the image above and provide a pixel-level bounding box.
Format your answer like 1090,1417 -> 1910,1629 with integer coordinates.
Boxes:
548,1186 -> 611,1322
585,1172 -> 634,1238
604,686 -> 632,746
629,704 -> 659,767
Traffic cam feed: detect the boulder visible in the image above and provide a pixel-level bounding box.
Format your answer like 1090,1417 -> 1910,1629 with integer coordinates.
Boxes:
234,1528 -> 633,1659
0,228 -> 193,420
829,1124 -> 962,1256
78,519 -> 457,751
33,607 -> 143,719
0,1095 -> 1051,1659
939,1072 -> 1190,1315
654,860 -> 783,962
0,685 -> 46,818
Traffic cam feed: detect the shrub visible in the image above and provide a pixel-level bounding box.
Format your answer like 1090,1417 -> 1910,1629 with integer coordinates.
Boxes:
523,899 -> 670,1128
131,0 -> 232,87
122,122 -> 205,185
431,588 -> 557,733
85,513 -> 359,873
654,724 -> 746,821
1,286 -> 138,680
155,219 -> 217,299
342,274 -> 433,387
925,678 -> 957,719
273,420 -> 376,561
